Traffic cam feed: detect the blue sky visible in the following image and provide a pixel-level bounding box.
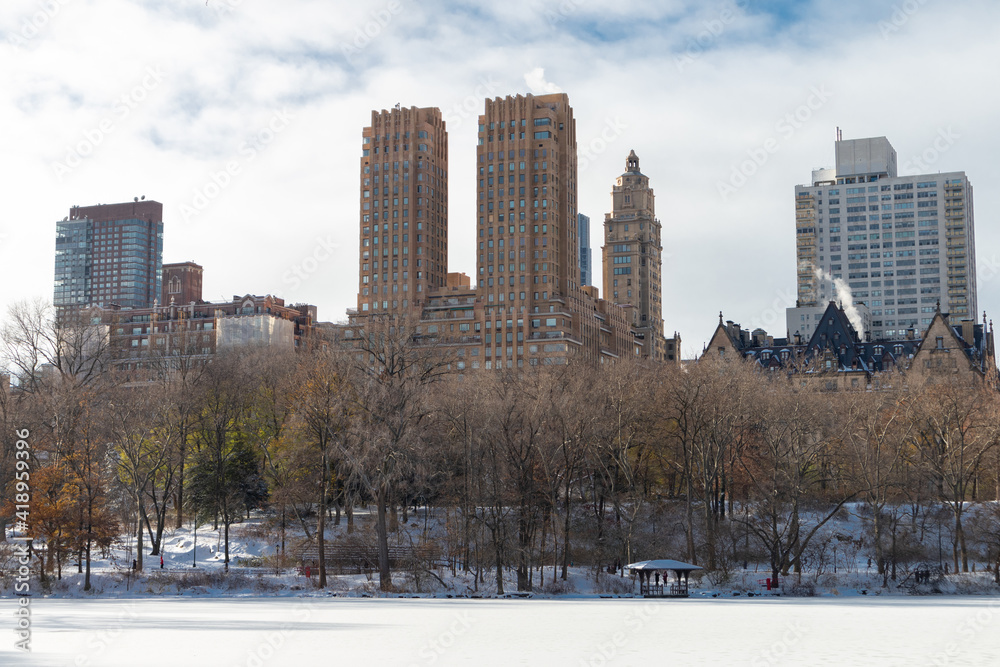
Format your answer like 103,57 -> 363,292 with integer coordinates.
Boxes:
2,0 -> 999,356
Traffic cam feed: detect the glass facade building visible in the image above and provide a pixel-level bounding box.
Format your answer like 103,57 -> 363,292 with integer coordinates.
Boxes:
54,201 -> 164,322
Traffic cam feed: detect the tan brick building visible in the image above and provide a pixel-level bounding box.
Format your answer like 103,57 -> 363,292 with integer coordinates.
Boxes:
347,94 -> 687,368
357,105 -> 449,316
603,150 -> 666,360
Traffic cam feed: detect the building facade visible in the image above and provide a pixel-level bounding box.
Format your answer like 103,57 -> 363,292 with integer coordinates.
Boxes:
54,200 -> 164,322
578,213 -> 592,286
162,261 -> 204,306
349,94 -> 645,369
603,150 -> 665,359
101,293 -> 318,375
795,135 -> 977,341
357,106 -> 449,316
705,301 -> 996,389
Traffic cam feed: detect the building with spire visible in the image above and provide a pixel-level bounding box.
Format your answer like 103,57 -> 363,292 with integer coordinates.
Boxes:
603,150 -> 667,360
348,93 -> 649,368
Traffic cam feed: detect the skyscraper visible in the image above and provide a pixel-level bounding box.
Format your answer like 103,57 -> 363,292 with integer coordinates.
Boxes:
603,150 -> 665,359
348,92 -> 639,368
578,213 -> 592,286
54,200 -> 163,322
476,93 -> 580,308
357,105 -> 448,317
794,135 -> 977,341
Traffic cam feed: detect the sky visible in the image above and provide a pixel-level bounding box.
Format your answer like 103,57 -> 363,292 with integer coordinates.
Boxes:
2,0 -> 999,358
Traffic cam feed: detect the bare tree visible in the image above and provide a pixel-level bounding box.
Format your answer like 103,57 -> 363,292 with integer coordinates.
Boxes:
290,346 -> 355,588
342,316 -> 450,591
737,387 -> 856,584
909,376 -> 999,572
840,380 -> 912,581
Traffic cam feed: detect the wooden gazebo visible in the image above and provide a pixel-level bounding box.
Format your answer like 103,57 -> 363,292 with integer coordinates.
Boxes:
626,559 -> 702,598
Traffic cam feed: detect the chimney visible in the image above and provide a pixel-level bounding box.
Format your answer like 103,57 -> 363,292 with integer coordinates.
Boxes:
960,320 -> 974,346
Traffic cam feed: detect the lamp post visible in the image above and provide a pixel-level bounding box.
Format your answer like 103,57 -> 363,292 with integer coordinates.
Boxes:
193,521 -> 197,568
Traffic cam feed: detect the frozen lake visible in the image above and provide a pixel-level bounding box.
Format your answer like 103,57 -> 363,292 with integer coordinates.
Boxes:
5,596 -> 1000,666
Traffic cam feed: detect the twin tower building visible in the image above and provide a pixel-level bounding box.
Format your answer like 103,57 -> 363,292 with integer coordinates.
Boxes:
350,93 -> 678,367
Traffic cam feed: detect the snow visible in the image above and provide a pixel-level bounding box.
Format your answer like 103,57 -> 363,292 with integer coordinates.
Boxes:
6,596 -> 1000,666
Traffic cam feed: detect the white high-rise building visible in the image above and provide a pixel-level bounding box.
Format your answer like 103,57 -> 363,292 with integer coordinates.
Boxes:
793,135 -> 976,342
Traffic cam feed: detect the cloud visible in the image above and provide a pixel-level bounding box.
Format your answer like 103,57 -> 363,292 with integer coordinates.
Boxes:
523,67 -> 563,94
2,0 -> 1000,359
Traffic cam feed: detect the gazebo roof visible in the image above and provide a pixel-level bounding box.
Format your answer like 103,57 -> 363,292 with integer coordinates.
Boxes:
626,559 -> 702,572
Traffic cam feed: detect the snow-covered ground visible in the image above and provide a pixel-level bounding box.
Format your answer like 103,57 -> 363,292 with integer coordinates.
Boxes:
6,596 -> 1000,666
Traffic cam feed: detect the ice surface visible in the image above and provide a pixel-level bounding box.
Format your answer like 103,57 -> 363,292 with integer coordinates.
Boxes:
5,596 -> 1000,666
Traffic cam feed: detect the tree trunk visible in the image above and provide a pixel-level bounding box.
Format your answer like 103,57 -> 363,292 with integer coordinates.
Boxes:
685,477 -> 696,564
376,485 -> 392,591
136,501 -> 144,572
223,514 -> 230,573
318,453 -> 328,588
84,497 -> 95,591
175,443 -> 186,529
561,480 -> 572,580
873,506 -> 885,576
956,513 -> 969,573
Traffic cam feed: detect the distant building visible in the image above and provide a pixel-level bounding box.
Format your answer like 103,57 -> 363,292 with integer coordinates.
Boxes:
99,293 -> 318,377
162,261 -> 204,306
794,135 -> 976,341
54,200 -> 164,323
578,213 -> 592,286
348,93 -> 641,368
786,302 -> 871,344
357,105 -> 448,316
603,150 -> 667,360
705,301 -> 996,389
